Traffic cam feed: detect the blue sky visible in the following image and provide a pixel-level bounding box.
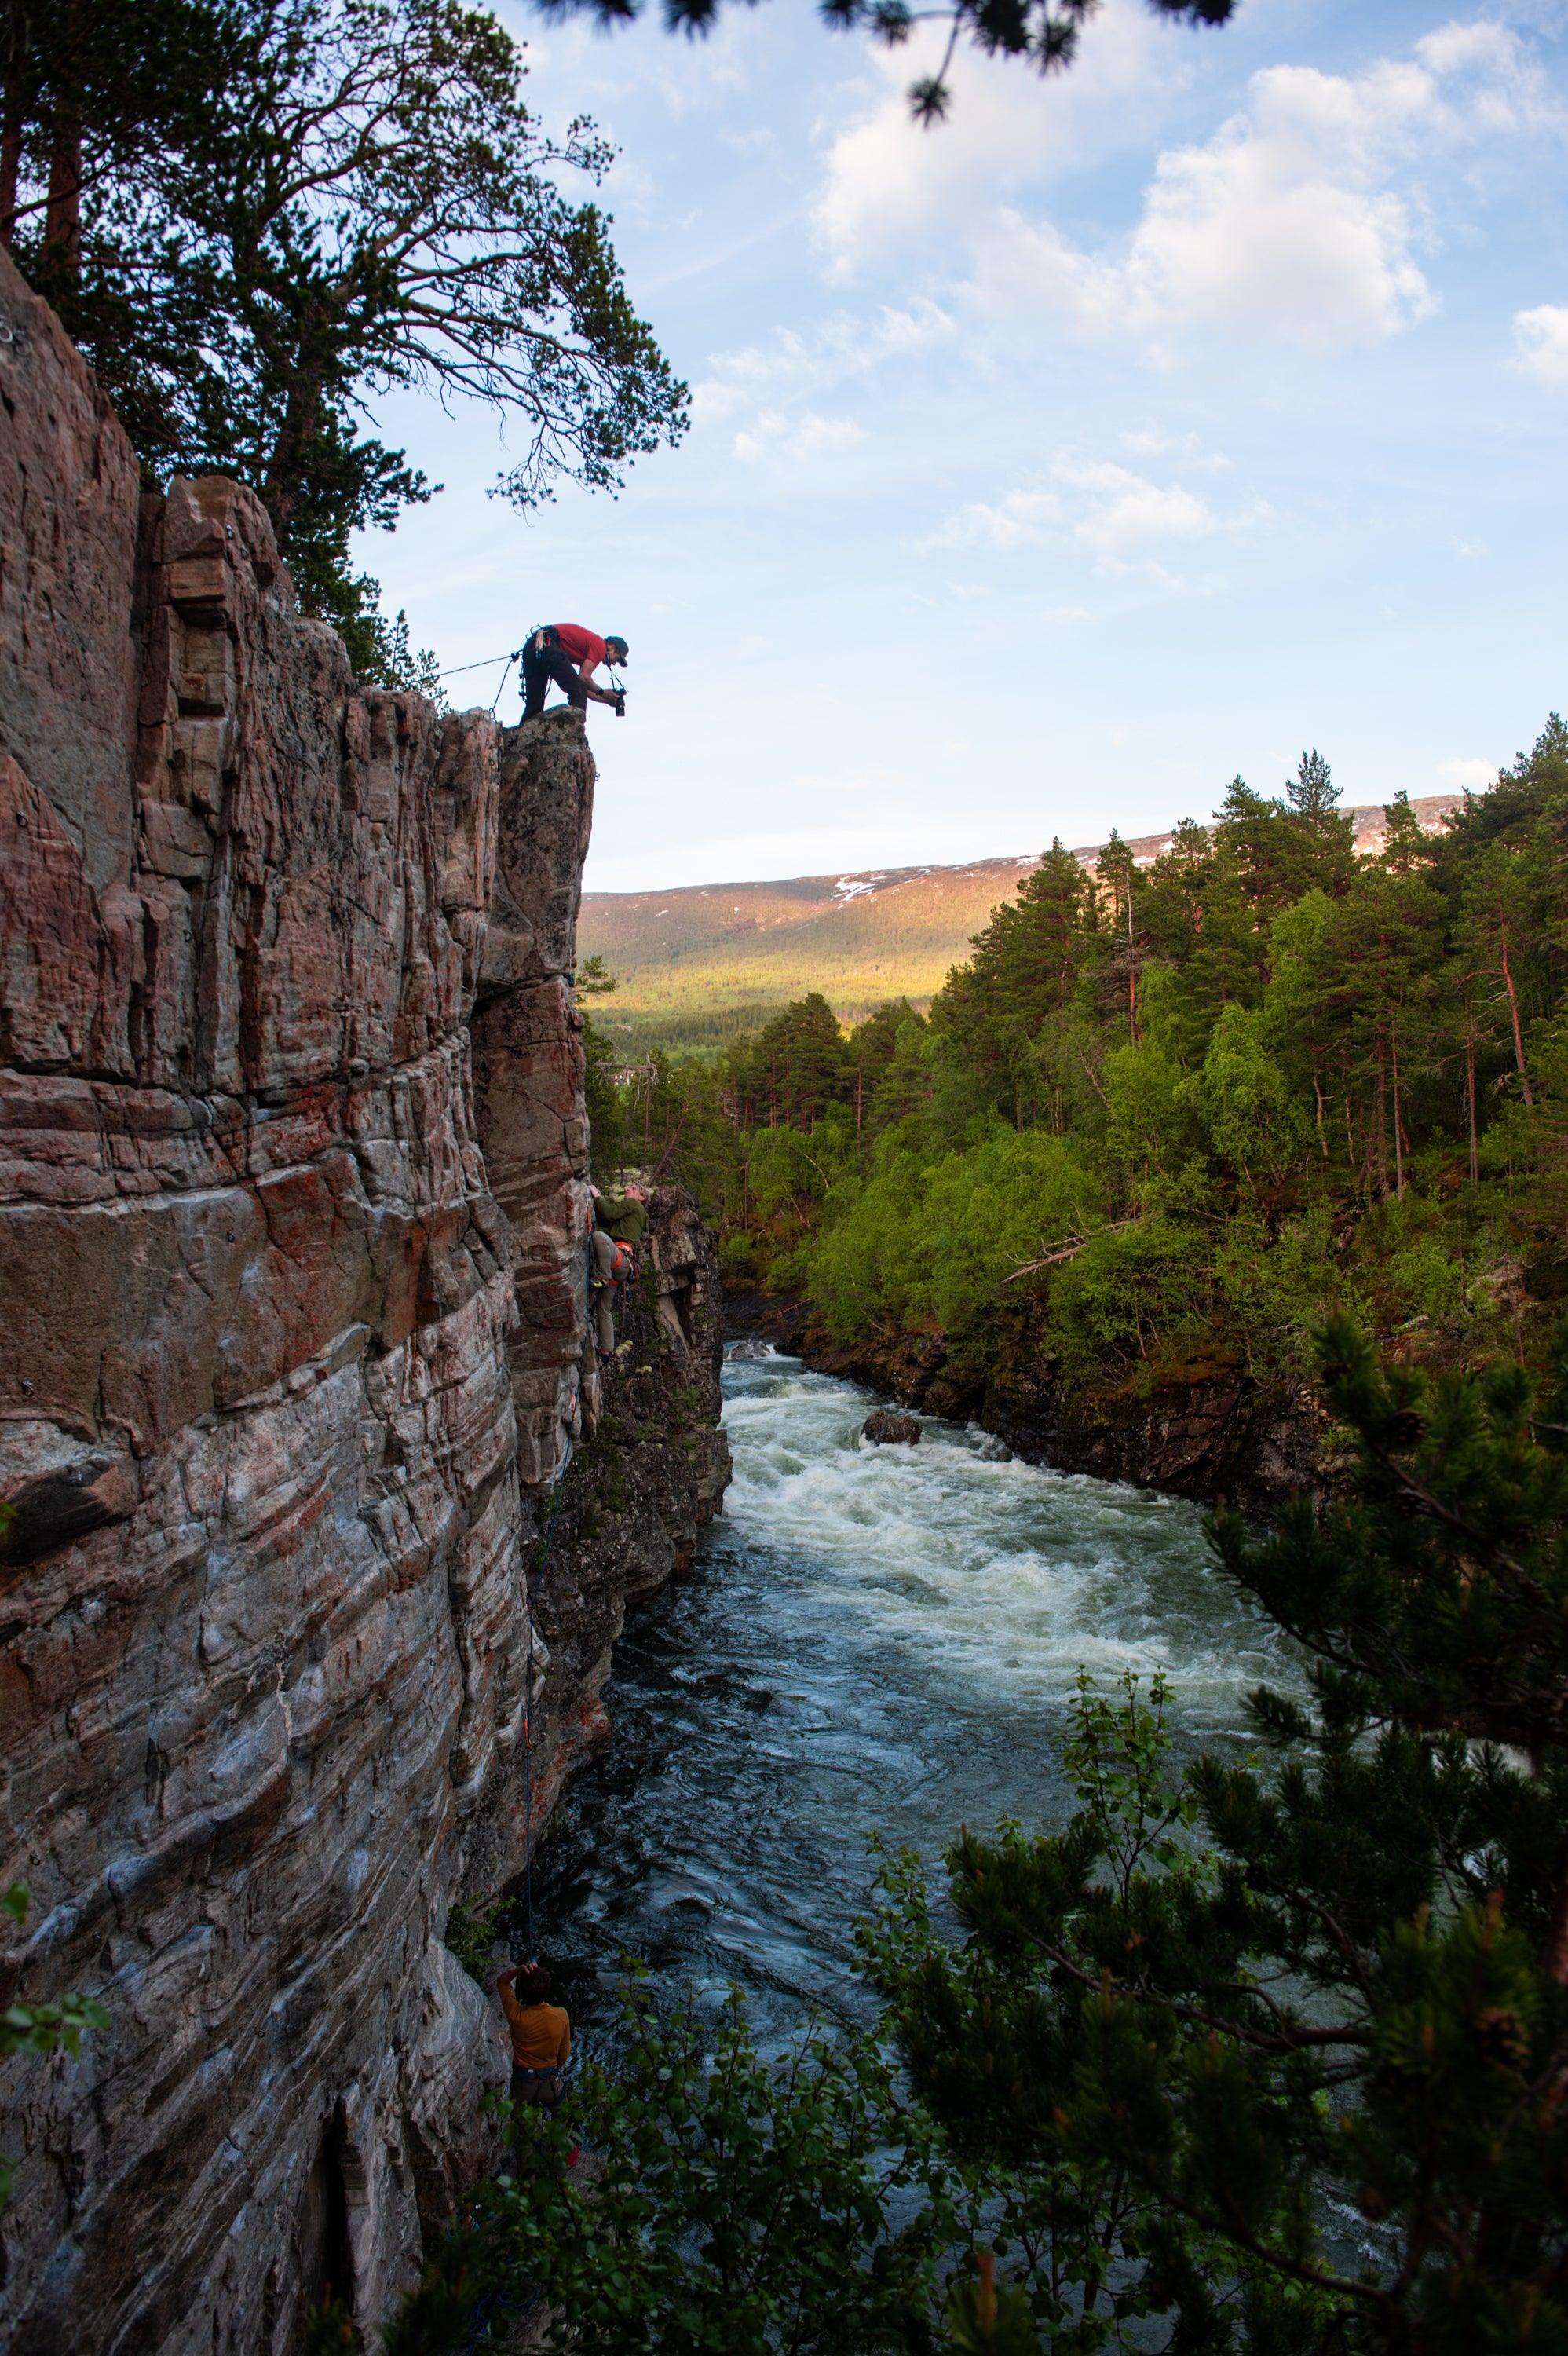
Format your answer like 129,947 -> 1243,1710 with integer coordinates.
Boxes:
358,0 -> 1568,891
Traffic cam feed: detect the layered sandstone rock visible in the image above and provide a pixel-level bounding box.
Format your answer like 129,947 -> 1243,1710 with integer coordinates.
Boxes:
0,250 -> 728,2353
459,1178 -> 733,1907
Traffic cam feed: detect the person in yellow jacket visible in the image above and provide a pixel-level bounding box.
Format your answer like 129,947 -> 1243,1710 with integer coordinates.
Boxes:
496,1961 -> 571,2112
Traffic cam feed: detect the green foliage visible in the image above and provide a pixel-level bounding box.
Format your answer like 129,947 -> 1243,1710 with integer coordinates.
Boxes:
2,1882 -> 110,2205
491,1973 -> 959,2354
443,1897 -> 509,1983
809,1128 -> 1098,1345
5,0 -> 684,677
1197,1004 -> 1310,1191
626,714 -> 1568,1433
358,1326 -> 1568,2355
859,1323 -> 1568,2348
1045,1213 -> 1209,1370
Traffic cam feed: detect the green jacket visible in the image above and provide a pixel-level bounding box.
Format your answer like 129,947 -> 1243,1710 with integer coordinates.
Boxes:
596,1190 -> 649,1246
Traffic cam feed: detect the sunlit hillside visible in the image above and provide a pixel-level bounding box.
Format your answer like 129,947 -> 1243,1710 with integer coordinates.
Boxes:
579,797 -> 1462,1053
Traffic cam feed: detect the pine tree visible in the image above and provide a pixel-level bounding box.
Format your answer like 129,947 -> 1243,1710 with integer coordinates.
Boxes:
870,1318 -> 1568,2353
1285,746 -> 1336,824
846,1001 -> 920,1133
936,843 -> 1092,1118
1316,870 -> 1446,1195
1379,789 -> 1431,876
868,1015 -> 932,1134
1457,843 -> 1541,1111
1094,832 -> 1141,1046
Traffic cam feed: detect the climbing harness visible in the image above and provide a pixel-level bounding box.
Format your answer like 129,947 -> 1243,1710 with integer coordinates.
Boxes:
436,633 -> 623,717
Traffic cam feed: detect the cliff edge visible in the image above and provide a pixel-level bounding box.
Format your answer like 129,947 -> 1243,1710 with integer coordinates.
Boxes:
0,249 -> 729,2352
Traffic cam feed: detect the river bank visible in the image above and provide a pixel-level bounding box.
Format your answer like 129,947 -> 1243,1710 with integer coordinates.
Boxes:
533,1344 -> 1300,2063
722,1289 -> 1325,1510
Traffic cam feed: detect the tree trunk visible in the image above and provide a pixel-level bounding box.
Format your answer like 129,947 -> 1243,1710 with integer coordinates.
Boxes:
42,90 -> 82,284
1498,921 -> 1534,1108
1,74 -> 23,253
1465,1018 -> 1478,1187
263,335 -> 328,536
1372,1039 -> 1389,1195
1544,1837 -> 1568,1987
1312,1069 -> 1328,1161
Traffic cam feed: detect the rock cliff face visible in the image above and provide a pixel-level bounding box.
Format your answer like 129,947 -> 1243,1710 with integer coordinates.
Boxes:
0,251 -> 728,2353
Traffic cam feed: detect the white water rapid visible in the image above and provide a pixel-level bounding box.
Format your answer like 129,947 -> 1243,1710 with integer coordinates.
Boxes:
534,1349 -> 1297,2054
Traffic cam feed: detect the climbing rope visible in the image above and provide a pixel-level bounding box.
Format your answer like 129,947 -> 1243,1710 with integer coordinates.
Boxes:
436,648 -> 519,679
489,651 -> 519,717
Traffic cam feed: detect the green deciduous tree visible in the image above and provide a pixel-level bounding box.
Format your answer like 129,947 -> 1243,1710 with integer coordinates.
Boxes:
1198,1002 -> 1308,1196
353,1333 -> 1568,2356
491,1975 -> 961,2355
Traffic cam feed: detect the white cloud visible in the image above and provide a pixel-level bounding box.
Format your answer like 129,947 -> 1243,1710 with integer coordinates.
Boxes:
1438,756 -> 1496,788
1512,303 -> 1568,385
1062,460 -> 1228,561
732,411 -> 868,464
930,18 -> 1560,357
934,488 -> 1062,552
692,300 -> 953,429
933,453 -> 1268,571
1120,427 -> 1231,470
967,54 -> 1453,351
813,0 -> 1180,276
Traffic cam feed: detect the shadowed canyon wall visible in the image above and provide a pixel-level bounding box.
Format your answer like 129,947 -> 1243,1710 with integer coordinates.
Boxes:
0,251 -> 729,2353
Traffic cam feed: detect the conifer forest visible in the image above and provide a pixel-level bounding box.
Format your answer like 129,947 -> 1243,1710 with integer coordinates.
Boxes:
5,2 -> 1568,2353
548,733 -> 1568,2354
595,732 -> 1568,1424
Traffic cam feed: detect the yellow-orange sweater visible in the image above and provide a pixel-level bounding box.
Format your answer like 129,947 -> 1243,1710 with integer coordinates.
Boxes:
499,1985 -> 572,2069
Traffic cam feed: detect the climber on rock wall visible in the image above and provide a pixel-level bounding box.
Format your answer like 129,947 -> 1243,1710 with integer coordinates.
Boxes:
589,1183 -> 649,1354
521,623 -> 628,721
495,1961 -> 572,2115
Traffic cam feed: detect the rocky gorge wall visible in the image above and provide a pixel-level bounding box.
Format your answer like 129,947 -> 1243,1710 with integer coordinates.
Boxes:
0,251 -> 729,2354
754,1302 -> 1321,1509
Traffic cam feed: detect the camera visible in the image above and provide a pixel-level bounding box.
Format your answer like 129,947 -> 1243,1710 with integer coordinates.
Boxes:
614,693 -> 626,718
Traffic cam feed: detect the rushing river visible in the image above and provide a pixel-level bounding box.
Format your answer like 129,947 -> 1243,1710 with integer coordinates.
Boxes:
532,1348 -> 1296,2062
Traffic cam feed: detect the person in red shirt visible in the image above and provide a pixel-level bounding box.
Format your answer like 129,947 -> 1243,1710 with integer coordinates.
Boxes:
521,623 -> 629,721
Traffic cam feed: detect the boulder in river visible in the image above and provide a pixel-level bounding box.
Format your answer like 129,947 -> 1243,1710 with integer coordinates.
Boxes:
863,1409 -> 921,1446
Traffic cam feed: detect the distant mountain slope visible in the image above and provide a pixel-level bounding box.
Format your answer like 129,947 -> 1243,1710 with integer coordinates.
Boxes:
579,798 -> 1463,1052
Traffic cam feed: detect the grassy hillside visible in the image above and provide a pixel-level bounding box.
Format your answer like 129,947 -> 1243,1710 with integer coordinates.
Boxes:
579,799 -> 1461,1052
